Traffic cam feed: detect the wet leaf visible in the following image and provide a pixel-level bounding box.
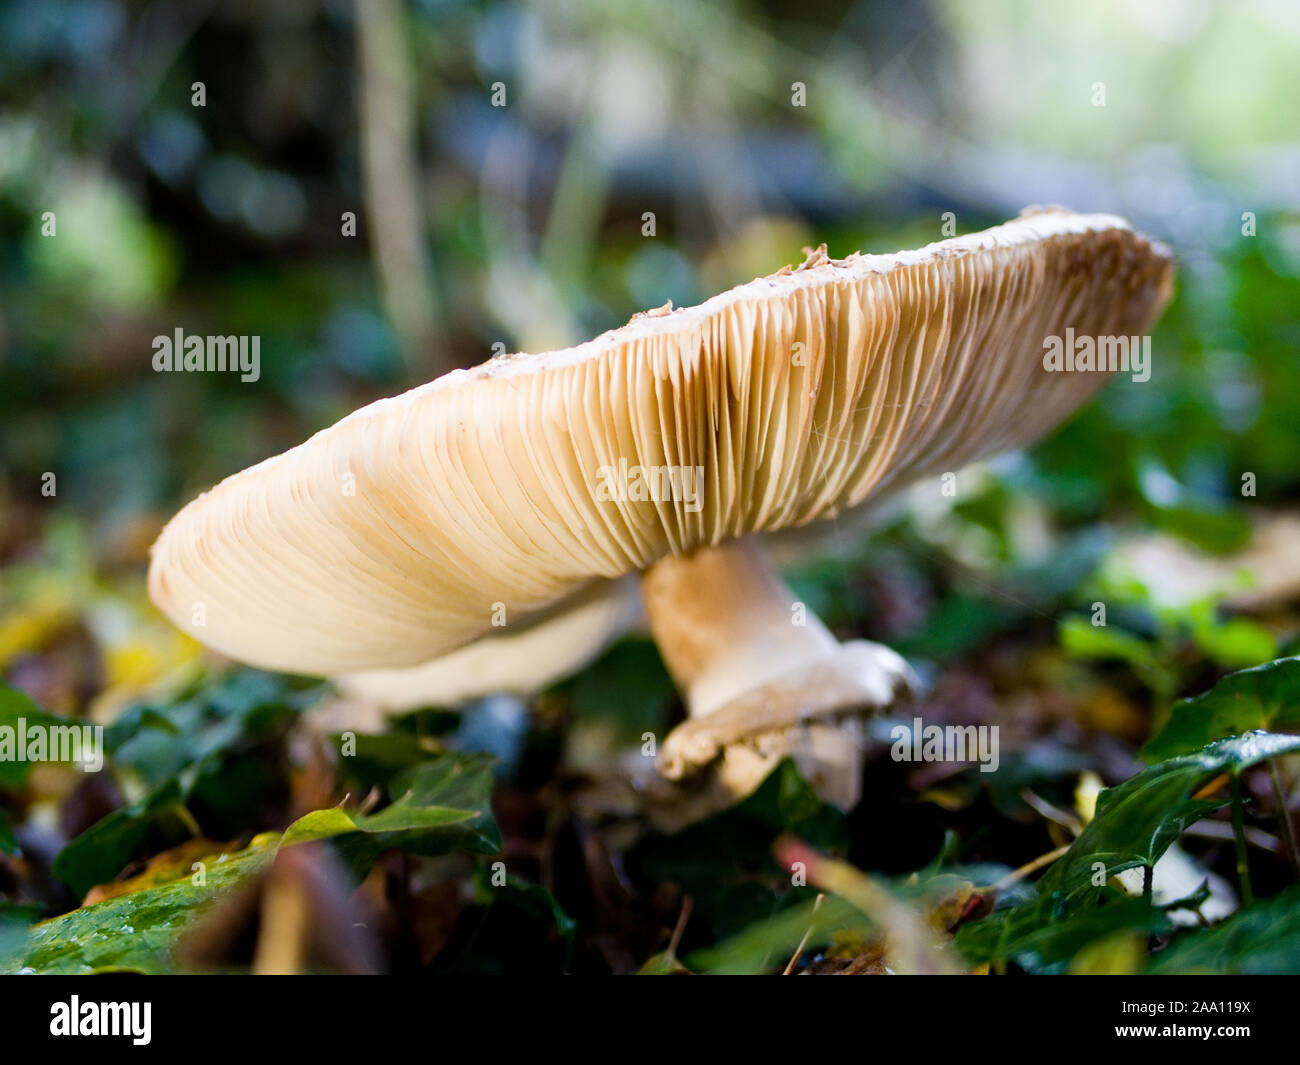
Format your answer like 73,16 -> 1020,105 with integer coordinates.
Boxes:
3,841 -> 275,974
955,732 -> 1300,967
1043,732 -> 1300,898
1143,657 -> 1300,762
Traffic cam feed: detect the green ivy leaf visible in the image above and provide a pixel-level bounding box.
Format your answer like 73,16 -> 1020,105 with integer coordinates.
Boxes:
956,894 -> 1169,971
1189,616 -> 1277,671
8,754 -> 501,973
1149,883 -> 1300,974
52,780 -> 186,898
686,894 -> 866,975
1058,615 -> 1157,670
955,732 -> 1300,967
49,670 -> 323,895
1143,657 -> 1300,762
108,670 -> 315,787
284,752 -> 501,876
3,841 -> 275,974
1044,732 -> 1300,897
331,728 -> 444,791
0,682 -> 81,789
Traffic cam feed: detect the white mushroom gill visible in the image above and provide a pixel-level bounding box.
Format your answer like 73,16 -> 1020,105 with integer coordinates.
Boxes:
150,209 -> 1173,676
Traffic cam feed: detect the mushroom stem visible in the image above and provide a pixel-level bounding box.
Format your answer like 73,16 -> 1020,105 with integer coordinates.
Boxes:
641,538 -> 914,818
642,538 -> 839,719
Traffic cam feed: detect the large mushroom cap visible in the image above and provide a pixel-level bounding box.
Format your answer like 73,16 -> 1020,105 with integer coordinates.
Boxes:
338,575 -> 642,708
149,208 -> 1174,675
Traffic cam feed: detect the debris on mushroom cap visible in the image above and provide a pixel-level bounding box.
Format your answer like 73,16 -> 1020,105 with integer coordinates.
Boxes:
148,208 -> 1175,675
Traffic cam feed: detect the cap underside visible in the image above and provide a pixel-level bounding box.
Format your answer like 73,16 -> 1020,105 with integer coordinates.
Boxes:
149,209 -> 1175,674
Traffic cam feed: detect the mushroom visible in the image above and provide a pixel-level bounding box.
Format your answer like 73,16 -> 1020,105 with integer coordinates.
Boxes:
338,575 -> 642,709
149,207 -> 1175,822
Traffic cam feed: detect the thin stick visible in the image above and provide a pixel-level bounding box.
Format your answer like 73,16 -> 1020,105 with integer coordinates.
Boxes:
783,893 -> 825,975
169,802 -> 203,839
668,896 -> 693,959
992,844 -> 1071,892
1230,773 -> 1254,906
1183,819 -> 1278,853
253,872 -> 310,975
1269,760 -> 1300,877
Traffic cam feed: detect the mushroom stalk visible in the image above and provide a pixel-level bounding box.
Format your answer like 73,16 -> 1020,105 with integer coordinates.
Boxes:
641,538 -> 915,814
642,537 -> 839,718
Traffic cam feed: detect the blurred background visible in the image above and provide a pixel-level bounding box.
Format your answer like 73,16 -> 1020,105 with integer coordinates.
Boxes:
4,0 -> 1300,715
2,0 -> 1299,973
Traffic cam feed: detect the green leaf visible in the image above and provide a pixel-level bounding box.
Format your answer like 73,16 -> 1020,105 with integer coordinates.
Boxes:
553,637 -> 677,747
1143,657 -> 1300,762
332,728 -> 443,791
283,752 -> 501,876
956,894 -> 1168,970
0,903 -> 38,963
49,670 -> 325,895
472,869 -> 576,967
109,670 -> 315,788
1190,616 -> 1277,671
0,682 -> 81,788
637,950 -> 692,975
52,780 -> 187,897
1143,500 -> 1252,555
8,755 -> 500,973
1043,732 -> 1300,898
954,732 -> 1300,967
2,841 -> 275,974
0,809 -> 17,856
686,894 -> 867,975
1149,884 -> 1300,974
1058,615 -> 1156,670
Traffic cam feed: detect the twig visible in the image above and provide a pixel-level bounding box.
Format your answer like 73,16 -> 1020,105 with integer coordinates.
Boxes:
169,802 -> 204,839
1269,759 -> 1300,878
253,869 -> 310,975
992,844 -> 1071,892
1183,819 -> 1278,853
783,893 -> 824,975
668,896 -> 693,960
1021,788 -> 1083,836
